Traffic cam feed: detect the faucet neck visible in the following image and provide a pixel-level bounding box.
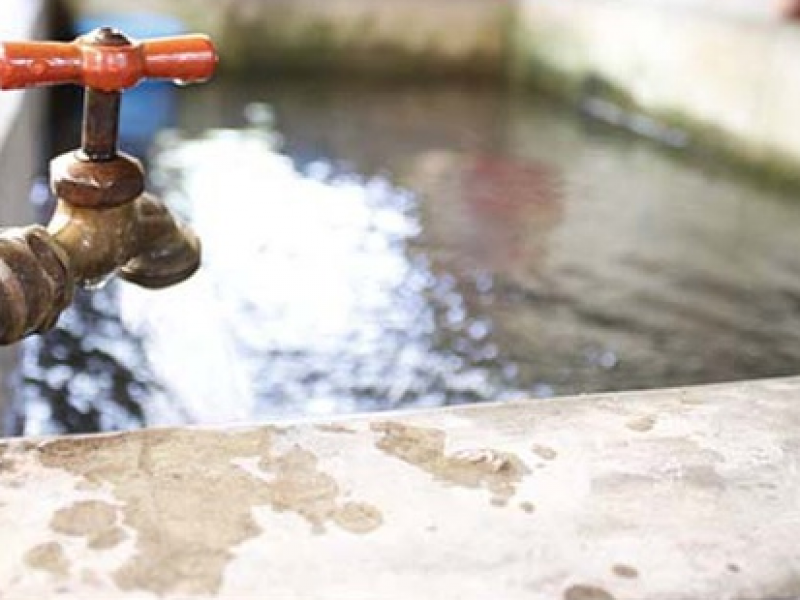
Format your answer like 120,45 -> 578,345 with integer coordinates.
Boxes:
81,88 -> 121,161
78,28 -> 132,162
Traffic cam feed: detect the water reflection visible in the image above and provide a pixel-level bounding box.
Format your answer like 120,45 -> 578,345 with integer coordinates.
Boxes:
122,125 -> 521,423
12,80 -> 800,434
14,286 -> 149,435
13,119 -> 526,434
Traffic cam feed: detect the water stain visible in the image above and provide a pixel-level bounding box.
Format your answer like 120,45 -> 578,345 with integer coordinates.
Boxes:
564,584 -> 616,600
0,448 -> 15,473
612,564 -> 638,578
51,500 -> 122,550
259,445 -> 382,535
680,465 -> 726,490
531,444 -> 558,461
371,422 -> 529,506
1,442 -> 45,489
37,428 -> 274,596
88,527 -> 128,550
25,542 -> 69,578
35,427 -> 380,596
332,501 -> 384,533
0,451 -> 30,483
315,423 -> 358,434
626,415 -> 656,432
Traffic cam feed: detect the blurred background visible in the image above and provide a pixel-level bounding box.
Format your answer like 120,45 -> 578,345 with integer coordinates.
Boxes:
4,0 -> 800,436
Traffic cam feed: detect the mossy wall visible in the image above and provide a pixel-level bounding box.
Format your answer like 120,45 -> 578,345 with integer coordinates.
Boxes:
513,0 -> 800,186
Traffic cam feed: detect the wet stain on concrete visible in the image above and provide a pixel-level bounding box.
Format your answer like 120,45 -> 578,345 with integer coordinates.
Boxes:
612,564 -> 638,578
51,500 -> 123,550
0,449 -> 15,473
680,465 -> 726,490
34,427 -> 380,596
0,446 -> 33,491
332,501 -> 384,533
371,422 -> 529,506
531,444 -> 558,460
626,415 -> 656,432
260,445 -> 383,535
261,445 -> 338,534
37,429 -> 275,596
88,527 -> 128,550
0,446 -> 24,481
564,584 -> 616,600
25,541 -> 69,578
316,423 -> 358,434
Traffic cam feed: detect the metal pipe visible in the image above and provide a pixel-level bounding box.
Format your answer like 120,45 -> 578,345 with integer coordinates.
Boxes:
81,89 -> 120,161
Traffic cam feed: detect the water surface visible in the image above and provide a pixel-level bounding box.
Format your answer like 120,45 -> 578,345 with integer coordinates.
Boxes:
11,80 -> 800,435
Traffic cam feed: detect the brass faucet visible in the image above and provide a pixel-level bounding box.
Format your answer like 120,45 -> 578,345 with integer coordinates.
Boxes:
0,27 -> 217,344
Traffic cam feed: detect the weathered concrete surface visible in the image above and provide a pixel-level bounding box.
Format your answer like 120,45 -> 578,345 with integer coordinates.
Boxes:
515,0 -> 800,174
1,377 -> 799,599
65,0 -> 510,77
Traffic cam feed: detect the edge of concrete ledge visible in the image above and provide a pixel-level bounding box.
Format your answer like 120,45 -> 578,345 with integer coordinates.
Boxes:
2,376 -> 799,599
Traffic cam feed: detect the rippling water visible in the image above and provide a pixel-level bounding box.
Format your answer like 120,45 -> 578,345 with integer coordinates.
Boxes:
11,80 -> 800,435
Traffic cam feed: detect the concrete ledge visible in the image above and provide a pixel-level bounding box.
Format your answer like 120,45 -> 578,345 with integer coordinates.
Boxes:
2,376 -> 799,599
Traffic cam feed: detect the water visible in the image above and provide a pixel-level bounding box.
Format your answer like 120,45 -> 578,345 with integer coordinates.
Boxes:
10,79 -> 800,435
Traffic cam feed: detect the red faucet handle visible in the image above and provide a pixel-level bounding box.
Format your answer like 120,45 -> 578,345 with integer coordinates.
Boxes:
0,28 -> 218,92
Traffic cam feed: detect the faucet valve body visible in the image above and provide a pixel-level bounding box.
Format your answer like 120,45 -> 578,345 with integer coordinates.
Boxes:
0,27 -> 217,344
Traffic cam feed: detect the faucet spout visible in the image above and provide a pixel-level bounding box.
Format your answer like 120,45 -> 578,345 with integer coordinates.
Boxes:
0,192 -> 199,344
45,193 -> 200,290
120,194 -> 201,289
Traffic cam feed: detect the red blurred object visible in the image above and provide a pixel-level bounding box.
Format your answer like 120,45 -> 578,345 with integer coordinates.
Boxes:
0,28 -> 217,91
780,0 -> 800,20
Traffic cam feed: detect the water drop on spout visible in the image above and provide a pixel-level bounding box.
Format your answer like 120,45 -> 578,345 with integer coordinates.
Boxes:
80,273 -> 114,291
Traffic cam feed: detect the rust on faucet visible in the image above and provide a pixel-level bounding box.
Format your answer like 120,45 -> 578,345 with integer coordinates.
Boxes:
0,27 -> 217,344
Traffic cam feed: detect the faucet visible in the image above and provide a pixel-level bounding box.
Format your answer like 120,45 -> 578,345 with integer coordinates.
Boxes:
0,27 -> 217,344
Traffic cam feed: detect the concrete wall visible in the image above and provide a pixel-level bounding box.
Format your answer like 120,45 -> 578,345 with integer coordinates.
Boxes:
515,0 -> 800,176
62,0 -> 800,174
65,0 -> 511,78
